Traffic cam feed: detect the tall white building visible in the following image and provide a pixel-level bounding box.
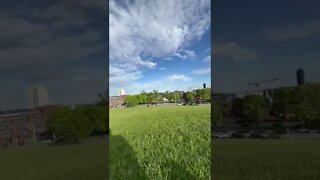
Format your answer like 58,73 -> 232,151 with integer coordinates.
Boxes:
27,86 -> 50,109
118,89 -> 126,96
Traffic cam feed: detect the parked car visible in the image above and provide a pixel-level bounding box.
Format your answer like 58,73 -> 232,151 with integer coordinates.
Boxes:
249,132 -> 263,138
214,133 -> 229,138
231,132 -> 244,138
267,133 -> 281,139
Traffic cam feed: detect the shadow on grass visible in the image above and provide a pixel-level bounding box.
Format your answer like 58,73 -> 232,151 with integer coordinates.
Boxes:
109,135 -> 197,180
109,135 -> 147,180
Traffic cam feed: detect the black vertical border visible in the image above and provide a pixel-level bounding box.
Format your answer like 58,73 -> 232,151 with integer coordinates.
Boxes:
211,0 -> 215,179
106,0 -> 110,179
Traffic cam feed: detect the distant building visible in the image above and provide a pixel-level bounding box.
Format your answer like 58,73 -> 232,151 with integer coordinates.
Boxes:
109,96 -> 126,108
27,86 -> 50,109
296,68 -> 305,86
118,89 -> 126,96
0,106 -> 57,148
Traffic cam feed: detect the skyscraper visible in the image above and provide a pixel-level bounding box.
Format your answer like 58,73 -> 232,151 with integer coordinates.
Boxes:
296,68 -> 305,86
27,86 -> 50,109
118,89 -> 126,96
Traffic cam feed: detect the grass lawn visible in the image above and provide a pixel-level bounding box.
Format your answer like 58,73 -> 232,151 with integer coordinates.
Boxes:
110,105 -> 211,180
0,137 -> 107,180
213,139 -> 320,180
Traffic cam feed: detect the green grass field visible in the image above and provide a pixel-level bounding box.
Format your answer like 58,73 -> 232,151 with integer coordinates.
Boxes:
0,137 -> 107,180
213,139 -> 320,180
109,106 -> 211,180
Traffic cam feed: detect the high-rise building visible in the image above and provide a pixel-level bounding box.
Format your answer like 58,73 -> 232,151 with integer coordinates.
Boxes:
296,68 -> 305,86
27,86 -> 50,109
118,89 -> 126,96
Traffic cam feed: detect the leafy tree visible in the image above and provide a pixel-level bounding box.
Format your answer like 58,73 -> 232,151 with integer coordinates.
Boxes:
140,90 -> 147,104
203,88 -> 211,102
186,91 -> 195,103
173,91 -> 181,103
293,84 -> 320,126
70,107 -> 94,142
83,106 -> 108,134
272,87 -> 296,118
232,97 -> 244,117
97,90 -> 108,106
153,90 -> 160,103
48,106 -> 94,142
48,106 -> 73,140
125,95 -> 139,107
242,95 -> 265,126
212,101 -> 223,126
164,91 -> 171,101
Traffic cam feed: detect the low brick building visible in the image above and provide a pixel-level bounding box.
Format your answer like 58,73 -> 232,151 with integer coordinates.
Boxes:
0,106 -> 57,147
109,96 -> 126,108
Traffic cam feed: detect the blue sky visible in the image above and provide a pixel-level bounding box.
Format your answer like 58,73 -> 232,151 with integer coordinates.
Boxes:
213,0 -> 320,93
109,0 -> 211,96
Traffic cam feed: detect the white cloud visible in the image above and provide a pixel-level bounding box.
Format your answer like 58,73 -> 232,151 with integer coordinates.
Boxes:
159,67 -> 166,71
109,0 -> 210,88
191,68 -> 211,75
173,50 -> 196,59
202,55 -> 211,63
213,42 -> 257,62
168,74 -> 191,82
262,21 -> 320,41
109,66 -> 142,87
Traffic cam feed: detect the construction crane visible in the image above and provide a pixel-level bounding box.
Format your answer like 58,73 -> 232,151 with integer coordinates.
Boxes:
247,78 -> 279,87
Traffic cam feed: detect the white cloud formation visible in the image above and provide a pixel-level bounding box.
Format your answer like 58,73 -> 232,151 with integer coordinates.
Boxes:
262,21 -> 320,41
168,74 -> 191,82
191,68 -> 211,75
173,50 -> 196,59
159,67 -> 166,71
109,0 -> 210,89
213,42 -> 257,62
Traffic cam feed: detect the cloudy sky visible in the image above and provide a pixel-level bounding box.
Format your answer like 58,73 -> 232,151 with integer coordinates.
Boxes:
213,0 -> 320,93
109,0 -> 211,96
0,0 -> 107,109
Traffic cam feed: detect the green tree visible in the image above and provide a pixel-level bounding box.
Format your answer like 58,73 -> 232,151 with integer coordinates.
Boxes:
153,90 -> 160,104
203,88 -> 211,102
48,106 -> 94,142
97,90 -> 108,106
70,107 -> 94,142
243,95 -> 265,126
232,97 -> 244,117
212,101 -> 223,126
272,87 -> 296,118
125,95 -> 139,107
83,106 -> 108,134
186,91 -> 194,103
140,90 -> 147,104
293,84 -> 320,126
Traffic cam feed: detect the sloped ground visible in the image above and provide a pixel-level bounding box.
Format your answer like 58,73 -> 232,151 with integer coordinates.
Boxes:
110,106 -> 211,180
213,139 -> 320,180
0,136 -> 107,180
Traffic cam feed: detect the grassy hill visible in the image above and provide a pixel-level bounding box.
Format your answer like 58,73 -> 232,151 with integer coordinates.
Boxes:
213,139 -> 320,180
0,137 -> 107,180
110,105 -> 211,180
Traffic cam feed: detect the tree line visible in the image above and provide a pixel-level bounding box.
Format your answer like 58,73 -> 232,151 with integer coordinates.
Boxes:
125,88 -> 211,107
48,105 -> 108,143
212,83 -> 320,128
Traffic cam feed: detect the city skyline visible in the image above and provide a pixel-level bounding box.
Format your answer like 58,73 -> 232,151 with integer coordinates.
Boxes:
109,0 -> 211,96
